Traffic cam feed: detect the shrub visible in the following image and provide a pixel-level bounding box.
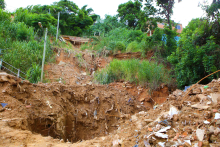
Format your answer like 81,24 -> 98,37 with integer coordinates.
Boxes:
168,18 -> 220,88
94,59 -> 171,89
115,41 -> 126,52
126,41 -> 139,52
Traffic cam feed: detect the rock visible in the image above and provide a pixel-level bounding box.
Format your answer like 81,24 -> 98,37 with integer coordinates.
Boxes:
172,89 -> 183,97
208,126 -> 215,133
193,88 -> 201,94
197,94 -> 208,101
210,93 -> 220,104
81,72 -> 87,76
184,141 -> 191,147
169,94 -> 176,100
214,127 -> 220,135
191,103 -> 210,109
196,129 -> 205,141
58,61 -> 66,65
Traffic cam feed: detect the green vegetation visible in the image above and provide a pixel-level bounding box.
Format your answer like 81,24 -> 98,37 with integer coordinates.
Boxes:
117,1 -> 144,29
14,0 -> 98,36
0,9 -> 53,83
1,0 -> 219,91
94,59 -> 171,89
0,0 -> 5,9
168,18 -> 220,88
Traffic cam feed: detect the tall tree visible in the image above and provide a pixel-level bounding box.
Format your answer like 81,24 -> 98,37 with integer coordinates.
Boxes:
0,0 -> 5,9
22,0 -> 95,36
156,0 -> 175,30
117,1 -> 143,28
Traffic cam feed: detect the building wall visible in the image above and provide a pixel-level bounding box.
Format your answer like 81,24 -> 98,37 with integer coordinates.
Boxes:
157,23 -> 183,34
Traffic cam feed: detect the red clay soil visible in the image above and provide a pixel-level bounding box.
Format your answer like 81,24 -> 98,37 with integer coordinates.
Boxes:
113,50 -> 154,60
1,73 -> 220,146
44,48 -> 112,85
44,48 -> 172,109
0,73 -> 146,146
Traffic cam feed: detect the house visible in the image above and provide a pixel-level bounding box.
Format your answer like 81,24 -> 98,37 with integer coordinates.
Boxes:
147,22 -> 183,36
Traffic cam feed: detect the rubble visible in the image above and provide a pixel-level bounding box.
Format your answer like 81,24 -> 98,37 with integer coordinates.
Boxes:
0,75 -> 220,146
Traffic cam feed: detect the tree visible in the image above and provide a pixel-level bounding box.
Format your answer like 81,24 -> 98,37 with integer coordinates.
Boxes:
0,0 -> 5,9
168,18 -> 220,88
156,0 -> 175,30
143,0 -> 163,31
117,1 -> 143,28
21,0 -> 95,36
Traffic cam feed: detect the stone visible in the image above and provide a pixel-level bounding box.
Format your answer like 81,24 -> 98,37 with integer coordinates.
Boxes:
210,93 -> 220,104
193,88 -> 201,94
197,94 -> 208,101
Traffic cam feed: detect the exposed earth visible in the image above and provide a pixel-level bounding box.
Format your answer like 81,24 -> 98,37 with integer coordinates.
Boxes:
0,45 -> 220,147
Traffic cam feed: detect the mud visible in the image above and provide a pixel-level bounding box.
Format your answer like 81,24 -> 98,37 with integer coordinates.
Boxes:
0,73 -> 146,145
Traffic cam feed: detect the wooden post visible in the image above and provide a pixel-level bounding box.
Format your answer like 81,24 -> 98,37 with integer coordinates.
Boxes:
41,28 -> 48,82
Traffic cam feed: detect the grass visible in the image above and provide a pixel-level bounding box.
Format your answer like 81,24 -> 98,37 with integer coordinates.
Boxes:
94,59 -> 171,89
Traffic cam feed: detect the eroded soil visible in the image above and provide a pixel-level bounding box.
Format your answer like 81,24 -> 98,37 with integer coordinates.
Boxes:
0,73 -> 146,146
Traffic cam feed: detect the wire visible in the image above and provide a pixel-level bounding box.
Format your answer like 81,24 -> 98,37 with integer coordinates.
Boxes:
182,70 -> 220,101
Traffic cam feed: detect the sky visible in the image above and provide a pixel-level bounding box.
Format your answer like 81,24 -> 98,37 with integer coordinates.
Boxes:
5,0 -> 213,27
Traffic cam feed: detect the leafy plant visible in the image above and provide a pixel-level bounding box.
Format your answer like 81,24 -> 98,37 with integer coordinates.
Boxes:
168,18 -> 220,88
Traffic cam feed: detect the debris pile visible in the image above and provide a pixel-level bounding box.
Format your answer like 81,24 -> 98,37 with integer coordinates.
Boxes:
89,78 -> 220,147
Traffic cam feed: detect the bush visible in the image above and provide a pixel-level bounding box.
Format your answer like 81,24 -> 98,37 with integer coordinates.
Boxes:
126,41 -> 139,52
115,41 -> 126,52
94,59 -> 171,89
168,18 -> 220,88
92,27 -> 146,54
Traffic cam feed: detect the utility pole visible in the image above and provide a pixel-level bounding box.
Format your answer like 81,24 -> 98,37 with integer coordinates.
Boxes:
41,28 -> 48,82
56,12 -> 60,41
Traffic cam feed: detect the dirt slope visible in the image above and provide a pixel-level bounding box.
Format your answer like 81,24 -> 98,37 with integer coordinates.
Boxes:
44,48 -> 172,110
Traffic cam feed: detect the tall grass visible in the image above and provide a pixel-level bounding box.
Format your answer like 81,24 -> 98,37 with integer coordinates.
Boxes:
94,59 -> 171,89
